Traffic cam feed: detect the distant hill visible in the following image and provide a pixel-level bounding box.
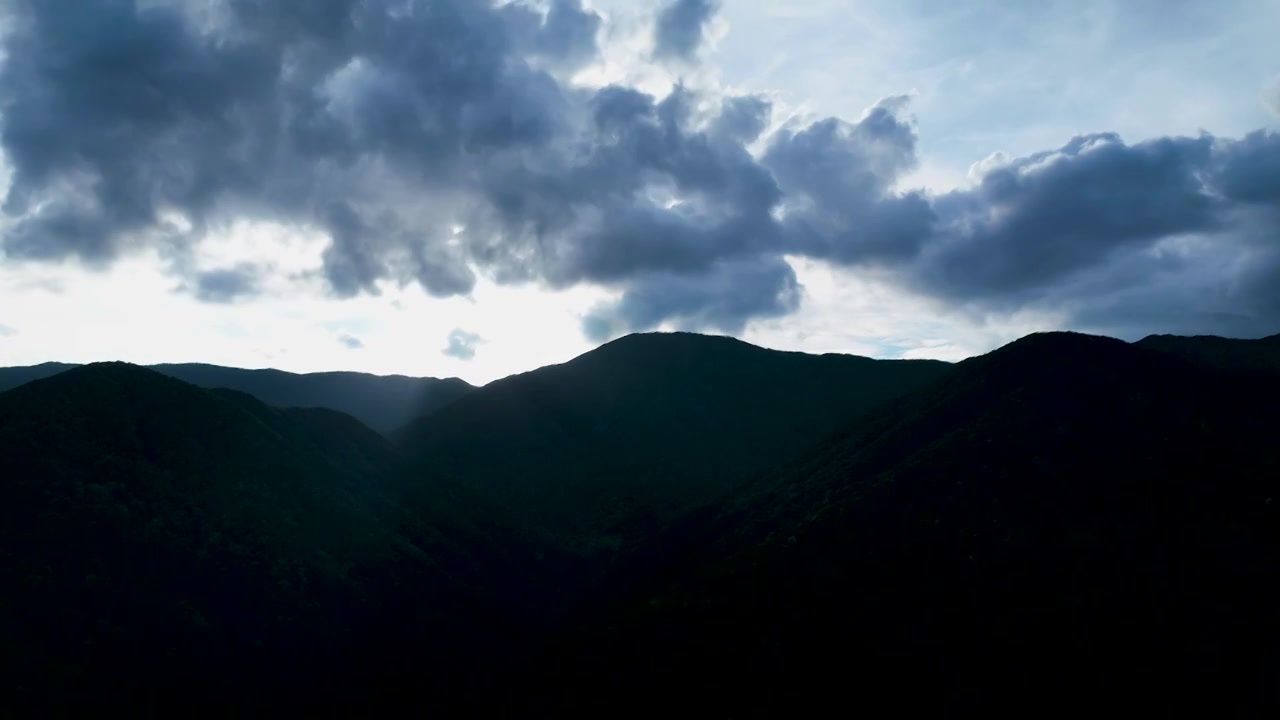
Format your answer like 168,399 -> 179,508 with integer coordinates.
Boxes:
0,363 -> 523,716
395,332 -> 951,561
1136,331 -> 1280,375
0,361 -> 78,391
552,332 -> 1280,716
0,362 -> 473,434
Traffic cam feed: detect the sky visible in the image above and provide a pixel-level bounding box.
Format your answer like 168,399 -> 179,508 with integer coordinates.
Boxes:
0,0 -> 1277,385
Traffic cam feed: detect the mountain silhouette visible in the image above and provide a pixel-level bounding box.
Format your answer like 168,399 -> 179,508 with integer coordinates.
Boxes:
550,332 -> 1280,716
2,332 -> 1277,716
395,332 -> 950,564
0,361 -> 78,391
0,362 -> 473,434
1136,331 -> 1280,376
0,363 -> 523,716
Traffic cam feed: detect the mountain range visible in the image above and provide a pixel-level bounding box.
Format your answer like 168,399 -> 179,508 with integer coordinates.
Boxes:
0,362 -> 473,434
1,330 -> 1276,716
396,333 -> 949,563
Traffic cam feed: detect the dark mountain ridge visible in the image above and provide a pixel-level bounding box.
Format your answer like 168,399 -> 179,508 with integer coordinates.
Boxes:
2,331 -> 1277,716
0,361 -> 473,434
395,331 -> 952,560
0,363 -> 527,716
0,361 -> 77,391
548,331 -> 1280,715
1137,331 -> 1280,375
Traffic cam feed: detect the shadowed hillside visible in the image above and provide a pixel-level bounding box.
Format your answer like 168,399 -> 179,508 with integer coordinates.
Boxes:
2,332 -> 1277,717
0,362 -> 474,434
550,332 -> 1280,716
0,362 -> 78,392
395,332 -> 951,560
1137,331 -> 1280,376
152,364 -> 475,434
0,364 -> 524,717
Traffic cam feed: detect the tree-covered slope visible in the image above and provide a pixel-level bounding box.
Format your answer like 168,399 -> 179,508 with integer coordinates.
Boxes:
0,363 -> 519,717
551,332 -> 1280,716
395,332 -> 950,556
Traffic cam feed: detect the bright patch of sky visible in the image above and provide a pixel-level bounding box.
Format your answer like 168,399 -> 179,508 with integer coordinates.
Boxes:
600,0 -> 1279,191
0,238 -> 609,384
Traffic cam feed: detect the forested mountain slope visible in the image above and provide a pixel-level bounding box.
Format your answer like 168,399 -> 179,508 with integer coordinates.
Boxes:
396,332 -> 951,557
550,332 -> 1280,716
0,364 -> 521,716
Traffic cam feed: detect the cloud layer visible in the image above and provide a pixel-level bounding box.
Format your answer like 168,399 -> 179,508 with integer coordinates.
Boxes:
1,0 -> 1278,342
652,0 -> 718,61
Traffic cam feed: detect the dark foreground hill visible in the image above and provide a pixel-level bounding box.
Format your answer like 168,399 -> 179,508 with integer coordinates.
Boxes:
0,364 -> 529,717
395,332 -> 950,562
548,332 -> 1280,716
0,362 -> 474,434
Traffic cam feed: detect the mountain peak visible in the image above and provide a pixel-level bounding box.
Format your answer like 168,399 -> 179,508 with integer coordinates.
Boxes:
15,360 -> 178,393
968,330 -> 1133,373
592,330 -> 759,354
77,360 -> 157,373
996,329 -> 1127,352
395,333 -> 953,567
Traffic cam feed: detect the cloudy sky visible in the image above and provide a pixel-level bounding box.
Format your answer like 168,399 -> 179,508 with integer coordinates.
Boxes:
0,0 -> 1277,384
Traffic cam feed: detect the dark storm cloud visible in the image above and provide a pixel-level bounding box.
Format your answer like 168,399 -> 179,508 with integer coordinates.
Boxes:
0,0 -> 580,293
1,0 -> 277,254
583,254 -> 801,341
2,199 -> 124,265
653,0 -> 718,61
764,97 -> 934,265
188,265 -> 261,304
442,328 -> 482,360
904,131 -> 1280,338
0,0 -> 901,333
983,204 -> 1280,342
321,202 -> 386,299
915,133 -> 1221,302
2,0 -> 1279,342
1210,130 -> 1280,206
459,83 -> 784,296
505,0 -> 602,70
